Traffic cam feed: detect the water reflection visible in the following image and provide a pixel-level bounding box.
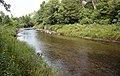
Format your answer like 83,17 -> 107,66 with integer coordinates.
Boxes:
17,28 -> 42,53
17,28 -> 120,76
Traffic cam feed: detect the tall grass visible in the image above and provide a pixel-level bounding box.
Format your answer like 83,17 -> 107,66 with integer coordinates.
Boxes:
58,24 -> 120,40
0,25 -> 55,76
34,23 -> 120,41
57,24 -> 120,40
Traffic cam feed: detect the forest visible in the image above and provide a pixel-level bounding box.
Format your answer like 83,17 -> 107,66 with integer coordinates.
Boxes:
33,0 -> 120,25
33,0 -> 120,40
0,0 -> 120,76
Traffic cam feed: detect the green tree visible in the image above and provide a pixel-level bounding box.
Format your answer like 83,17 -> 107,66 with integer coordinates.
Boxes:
33,1 -> 46,25
0,11 -> 11,25
18,15 -> 34,27
42,0 -> 59,25
57,0 -> 80,24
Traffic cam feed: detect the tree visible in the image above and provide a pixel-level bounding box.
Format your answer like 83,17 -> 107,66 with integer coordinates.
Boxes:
80,0 -> 97,9
92,0 -> 97,9
33,0 -> 59,25
18,15 -> 34,27
0,11 -> 11,25
42,0 -> 59,25
0,0 -> 11,12
57,0 -> 80,24
33,1 -> 46,25
33,0 -> 120,25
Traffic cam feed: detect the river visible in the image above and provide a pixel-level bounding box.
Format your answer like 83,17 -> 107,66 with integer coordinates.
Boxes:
17,28 -> 120,76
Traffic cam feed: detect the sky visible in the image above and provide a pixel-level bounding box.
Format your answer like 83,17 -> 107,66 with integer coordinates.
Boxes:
0,0 -> 46,17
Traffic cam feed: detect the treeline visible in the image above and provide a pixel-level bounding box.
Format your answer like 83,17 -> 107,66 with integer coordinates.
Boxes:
18,15 -> 34,27
0,12 -> 54,76
0,12 -> 34,28
17,0 -> 120,27
32,0 -> 120,41
32,0 -> 120,25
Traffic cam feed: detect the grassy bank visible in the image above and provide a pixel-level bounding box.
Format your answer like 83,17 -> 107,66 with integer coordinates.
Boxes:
33,24 -> 120,41
0,25 -> 55,76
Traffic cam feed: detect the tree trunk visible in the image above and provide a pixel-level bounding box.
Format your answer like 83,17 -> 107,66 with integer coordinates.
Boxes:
92,0 -> 97,9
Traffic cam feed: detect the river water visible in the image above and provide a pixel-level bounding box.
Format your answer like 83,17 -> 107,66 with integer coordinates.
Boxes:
17,28 -> 120,76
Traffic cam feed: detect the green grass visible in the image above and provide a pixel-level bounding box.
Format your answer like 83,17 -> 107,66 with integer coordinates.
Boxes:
57,24 -> 120,40
0,25 -> 55,76
34,23 -> 120,41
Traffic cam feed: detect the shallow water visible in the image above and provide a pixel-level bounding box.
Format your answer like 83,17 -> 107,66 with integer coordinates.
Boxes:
17,28 -> 120,76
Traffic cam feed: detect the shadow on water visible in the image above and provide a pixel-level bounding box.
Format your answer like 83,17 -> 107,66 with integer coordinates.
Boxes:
17,28 -> 120,76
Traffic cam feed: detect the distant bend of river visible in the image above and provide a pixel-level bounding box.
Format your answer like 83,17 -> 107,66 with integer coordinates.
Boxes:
17,28 -> 120,76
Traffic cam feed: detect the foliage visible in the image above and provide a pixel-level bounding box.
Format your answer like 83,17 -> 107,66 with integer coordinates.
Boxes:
33,0 -> 80,25
0,0 -> 11,12
96,0 -> 120,24
33,0 -> 60,25
18,15 -> 34,27
33,0 -> 120,25
34,23 -> 120,41
0,12 -> 55,76
0,11 -> 12,25
32,0 -> 120,41
57,24 -> 120,40
0,11 -> 23,28
56,0 -> 80,24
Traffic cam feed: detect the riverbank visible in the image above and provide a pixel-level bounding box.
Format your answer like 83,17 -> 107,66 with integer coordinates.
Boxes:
0,25 -> 55,76
33,24 -> 120,43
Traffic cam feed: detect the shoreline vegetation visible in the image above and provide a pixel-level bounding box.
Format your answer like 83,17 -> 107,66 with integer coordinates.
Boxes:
31,0 -> 120,44
0,25 -> 55,76
33,24 -> 120,43
0,12 -> 55,75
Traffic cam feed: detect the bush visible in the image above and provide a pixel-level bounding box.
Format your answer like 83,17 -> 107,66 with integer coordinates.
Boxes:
79,17 -> 93,24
